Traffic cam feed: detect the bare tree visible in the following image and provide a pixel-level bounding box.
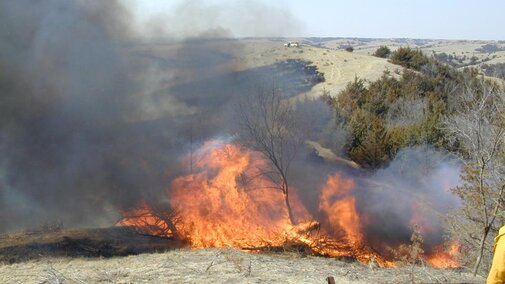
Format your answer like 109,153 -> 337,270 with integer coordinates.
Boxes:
385,97 -> 427,128
238,87 -> 302,225
444,80 -> 505,275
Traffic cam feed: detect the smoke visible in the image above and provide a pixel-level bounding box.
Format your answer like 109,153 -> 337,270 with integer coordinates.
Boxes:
288,100 -> 462,251
0,0 -> 307,232
287,137 -> 462,253
134,0 -> 304,39
357,146 -> 461,252
0,0 -> 139,231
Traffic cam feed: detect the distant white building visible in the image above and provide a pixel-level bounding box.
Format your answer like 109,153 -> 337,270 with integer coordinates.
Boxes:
284,41 -> 299,47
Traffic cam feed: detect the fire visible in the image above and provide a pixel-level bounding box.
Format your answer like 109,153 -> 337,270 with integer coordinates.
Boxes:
317,174 -> 395,266
119,139 -> 459,268
426,241 -> 460,268
118,200 -> 175,238
410,199 -> 460,268
319,174 -> 362,246
169,140 -> 295,248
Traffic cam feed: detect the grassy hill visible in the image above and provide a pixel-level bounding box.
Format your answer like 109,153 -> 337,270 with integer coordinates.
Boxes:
233,38 -> 400,99
318,37 -> 505,69
128,37 -> 505,105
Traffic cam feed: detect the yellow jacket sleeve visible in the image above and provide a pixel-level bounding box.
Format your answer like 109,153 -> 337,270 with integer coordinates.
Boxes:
488,226 -> 505,284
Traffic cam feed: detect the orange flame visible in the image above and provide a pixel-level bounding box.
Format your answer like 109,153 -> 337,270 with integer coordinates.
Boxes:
169,140 -> 296,248
426,241 -> 460,268
319,174 -> 362,246
118,200 -> 174,238
119,139 -> 458,268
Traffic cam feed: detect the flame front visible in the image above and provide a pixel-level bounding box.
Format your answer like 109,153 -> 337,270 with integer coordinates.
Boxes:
426,241 -> 460,268
119,139 -> 459,268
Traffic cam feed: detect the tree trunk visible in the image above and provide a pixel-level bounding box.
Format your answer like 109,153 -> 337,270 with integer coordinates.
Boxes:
152,204 -> 182,241
473,161 -> 489,276
279,170 -> 296,225
473,226 -> 490,276
283,187 -> 295,225
163,216 -> 181,240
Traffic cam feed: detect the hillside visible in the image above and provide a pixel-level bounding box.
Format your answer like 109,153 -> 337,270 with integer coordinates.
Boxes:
316,37 -> 505,70
233,39 -> 399,99
126,38 -> 400,102
127,37 -> 505,104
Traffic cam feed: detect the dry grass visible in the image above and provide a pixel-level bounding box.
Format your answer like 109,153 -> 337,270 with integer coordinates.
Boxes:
233,39 -> 399,99
0,248 -> 485,283
229,38 -> 505,100
128,38 -> 400,101
319,38 -> 505,70
0,227 -> 484,283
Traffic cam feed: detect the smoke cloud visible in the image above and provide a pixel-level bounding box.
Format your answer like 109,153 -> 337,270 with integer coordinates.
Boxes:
0,0 -> 139,231
0,0 -> 306,232
358,146 -> 461,252
286,137 -> 461,253
134,0 -> 304,39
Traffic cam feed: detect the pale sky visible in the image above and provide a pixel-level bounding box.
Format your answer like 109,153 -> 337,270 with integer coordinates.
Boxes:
130,0 -> 505,40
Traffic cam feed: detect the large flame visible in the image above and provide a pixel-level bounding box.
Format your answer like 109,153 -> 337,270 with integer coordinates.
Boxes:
119,139 -> 458,268
169,140 -> 296,248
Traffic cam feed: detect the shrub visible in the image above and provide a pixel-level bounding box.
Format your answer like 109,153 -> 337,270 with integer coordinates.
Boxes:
345,46 -> 354,52
323,53 -> 482,168
481,63 -> 505,80
389,47 -> 429,71
373,46 -> 391,58
476,44 -> 505,53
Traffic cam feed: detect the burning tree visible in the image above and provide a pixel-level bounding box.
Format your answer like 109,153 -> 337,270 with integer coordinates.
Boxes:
444,81 -> 505,275
238,87 -> 303,225
120,200 -> 181,240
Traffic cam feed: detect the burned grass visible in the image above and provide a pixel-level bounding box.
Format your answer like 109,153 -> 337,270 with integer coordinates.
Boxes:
0,226 -> 184,264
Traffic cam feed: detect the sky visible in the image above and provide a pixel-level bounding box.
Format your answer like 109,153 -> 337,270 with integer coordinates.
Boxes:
130,0 -> 505,40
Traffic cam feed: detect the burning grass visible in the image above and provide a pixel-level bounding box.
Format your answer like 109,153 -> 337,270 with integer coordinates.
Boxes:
118,139 -> 460,269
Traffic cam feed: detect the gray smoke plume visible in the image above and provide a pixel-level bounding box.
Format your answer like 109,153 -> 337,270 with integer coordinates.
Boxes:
0,0 -> 306,232
278,99 -> 462,253
0,0 -> 140,231
135,0 -> 304,39
357,146 -> 461,254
